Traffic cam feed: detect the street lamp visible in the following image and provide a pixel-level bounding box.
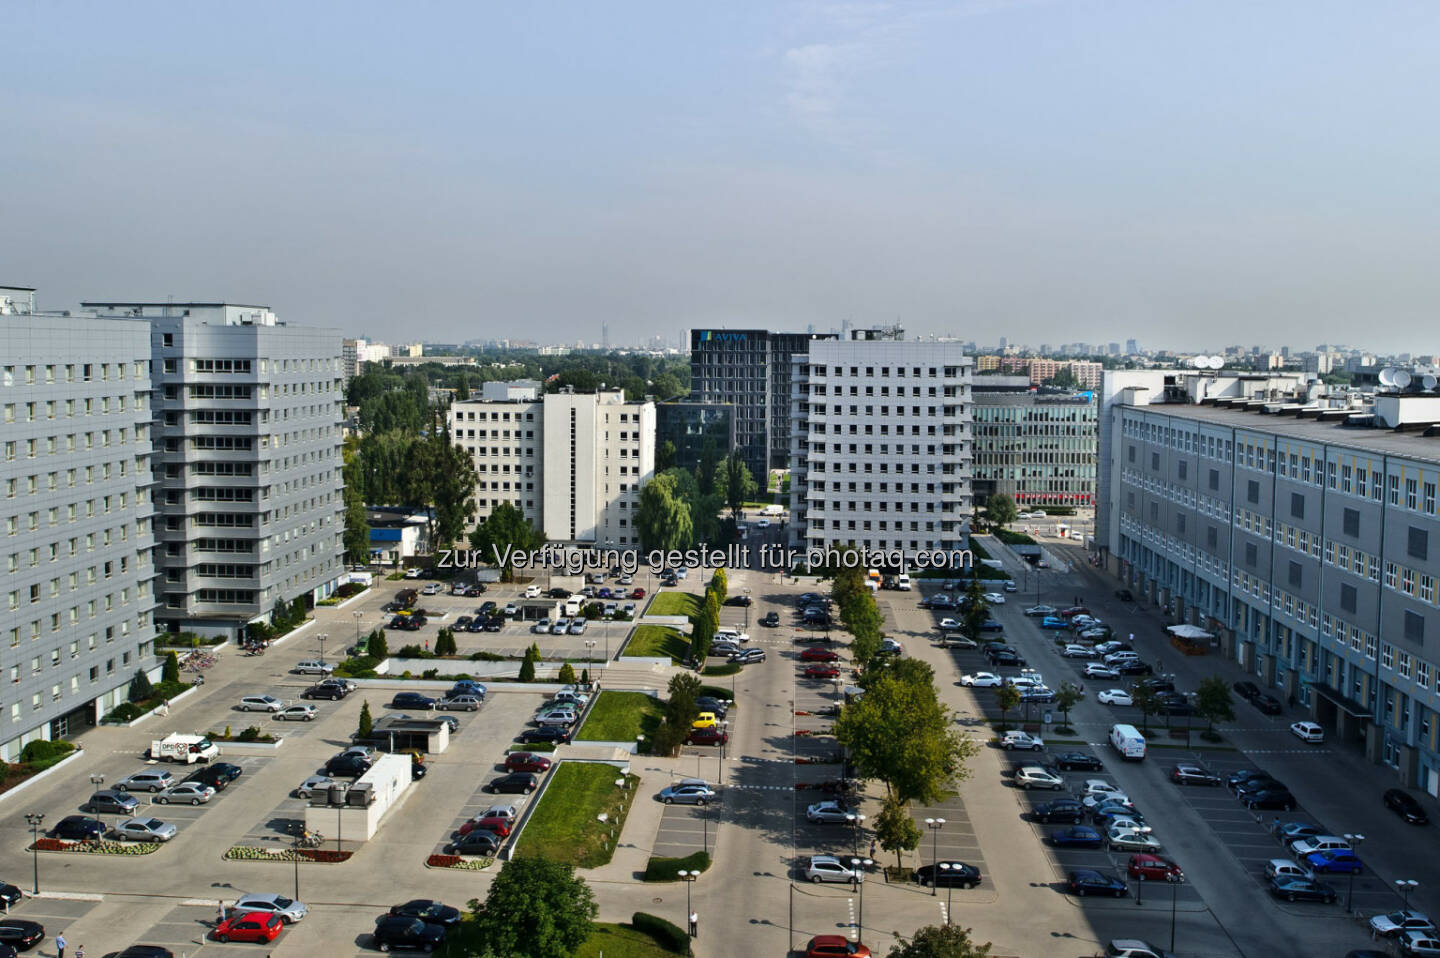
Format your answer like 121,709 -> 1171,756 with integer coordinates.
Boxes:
678,869 -> 698,938
318,632 -> 328,666
584,639 -> 596,672
850,857 -> 873,941
1397,879 -> 1420,910
1169,869 -> 1178,953
1343,833 -> 1366,912
925,817 -> 946,896
845,811 -> 867,860
938,862 -> 955,923
352,611 -> 363,649
23,813 -> 43,894
743,589 -> 752,631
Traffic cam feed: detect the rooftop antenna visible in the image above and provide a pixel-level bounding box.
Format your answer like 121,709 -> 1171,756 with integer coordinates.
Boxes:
1378,367 -> 1400,389
1393,369 -> 1413,390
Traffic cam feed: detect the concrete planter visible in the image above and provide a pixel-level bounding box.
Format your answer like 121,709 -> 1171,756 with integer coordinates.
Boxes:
215,738 -> 285,755
107,683 -> 204,729
0,750 -> 84,807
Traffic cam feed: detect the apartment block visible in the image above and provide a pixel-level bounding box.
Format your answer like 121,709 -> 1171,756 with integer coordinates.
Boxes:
449,385 -> 654,547
84,301 -> 346,638
1101,376 -> 1440,792
1,290 -> 161,757
788,331 -> 973,556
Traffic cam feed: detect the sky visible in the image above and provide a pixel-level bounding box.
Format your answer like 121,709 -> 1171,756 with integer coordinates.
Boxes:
4,0 -> 1440,353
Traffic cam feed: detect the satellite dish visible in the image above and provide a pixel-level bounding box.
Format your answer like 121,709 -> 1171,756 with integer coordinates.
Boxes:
1206,355 -> 1224,370
1379,367 -> 1398,388
1393,370 -> 1413,389
1424,375 -> 1438,391
1189,356 -> 1206,369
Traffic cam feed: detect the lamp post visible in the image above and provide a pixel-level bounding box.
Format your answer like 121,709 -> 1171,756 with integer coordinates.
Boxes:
938,862 -> 954,923
584,639 -> 596,673
845,811 -> 867,860
850,857 -> 873,941
678,869 -> 697,937
23,813 -> 43,894
291,826 -> 301,900
1397,879 -> 1419,910
744,589 -> 752,631
352,611 -> 363,648
1343,833 -> 1366,912
1169,869 -> 1178,953
318,632 -> 327,666
925,817 -> 946,896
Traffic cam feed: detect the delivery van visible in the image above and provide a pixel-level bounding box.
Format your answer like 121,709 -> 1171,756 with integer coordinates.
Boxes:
1109,723 -> 1147,761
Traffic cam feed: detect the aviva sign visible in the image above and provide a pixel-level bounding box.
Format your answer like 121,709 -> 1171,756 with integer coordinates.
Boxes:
700,331 -> 749,342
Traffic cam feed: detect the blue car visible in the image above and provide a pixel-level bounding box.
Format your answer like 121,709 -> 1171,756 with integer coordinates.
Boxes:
448,681 -> 487,699
1049,825 -> 1104,848
1306,849 -> 1363,874
391,691 -> 436,710
1041,616 -> 1067,630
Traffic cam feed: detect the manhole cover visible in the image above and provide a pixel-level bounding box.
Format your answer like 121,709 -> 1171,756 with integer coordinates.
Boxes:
652,897 -> 663,904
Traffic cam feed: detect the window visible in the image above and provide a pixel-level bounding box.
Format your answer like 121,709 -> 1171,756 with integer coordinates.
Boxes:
1245,543 -> 1258,567
1290,493 -> 1304,520
1247,480 -> 1260,504
1340,584 -> 1357,613
1342,508 -> 1360,538
1405,611 -> 1426,644
1209,469 -> 1220,491
1207,526 -> 1218,549
1288,562 -> 1302,588
1409,527 -> 1428,562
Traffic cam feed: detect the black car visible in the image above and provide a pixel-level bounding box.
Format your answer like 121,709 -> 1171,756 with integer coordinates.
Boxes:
1383,788 -> 1430,825
1131,678 -> 1174,694
301,683 -> 346,701
1251,693 -> 1283,715
1053,752 -> 1104,772
1115,589 -> 1134,602
0,920 -> 44,951
759,612 -> 781,627
695,696 -> 731,717
1067,869 -> 1128,897
802,611 -> 833,626
912,861 -> 982,889
547,588 -> 571,599
1269,876 -> 1336,903
1242,788 -> 1297,811
445,830 -> 502,856
101,948 -> 175,958
725,595 -> 752,607
182,765 -> 235,791
1170,764 -> 1222,786
325,755 -> 372,777
52,815 -> 105,840
483,616 -> 504,632
989,651 -> 1025,667
1155,692 -> 1193,716
391,692 -> 436,710
1032,799 -> 1086,824
1226,769 -> 1271,791
0,884 -> 20,908
454,616 -> 473,630
1233,680 -> 1261,701
1115,661 -> 1154,676
372,915 -> 447,952
486,773 -> 539,795
518,727 -> 570,745
1235,776 -> 1286,799
389,900 -> 462,926
465,619 -> 485,633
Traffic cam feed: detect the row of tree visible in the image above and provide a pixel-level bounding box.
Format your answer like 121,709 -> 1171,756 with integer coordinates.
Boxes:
687,570 -> 726,664
634,441 -> 757,553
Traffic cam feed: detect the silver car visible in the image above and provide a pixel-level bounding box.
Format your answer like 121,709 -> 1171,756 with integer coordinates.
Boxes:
116,770 -> 175,793
232,893 -> 308,923
114,817 -> 177,842
154,782 -> 215,805
806,855 -> 864,884
658,780 -> 715,805
275,704 -> 317,721
805,801 -> 851,823
437,695 -> 483,712
240,695 -> 284,712
295,775 -> 337,799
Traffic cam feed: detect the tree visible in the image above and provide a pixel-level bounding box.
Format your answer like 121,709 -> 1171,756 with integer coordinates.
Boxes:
874,794 -> 922,873
434,628 -> 457,657
690,590 -> 720,663
995,683 -> 1021,731
1054,683 -> 1083,730
342,436 -> 371,564
558,662 -> 577,685
835,671 -> 976,805
888,923 -> 993,958
959,578 -> 990,646
982,493 -> 1018,532
519,643 -> 538,682
721,453 -> 756,520
1194,675 -> 1236,733
469,503 -> 545,581
428,430 -> 479,549
369,628 -> 389,660
358,700 -> 374,739
472,857 -> 597,958
128,669 -> 154,703
652,673 -> 702,756
696,438 -> 720,496
635,473 -> 695,553
162,651 -> 180,685
709,568 -> 728,606
650,372 -> 684,401
656,440 -> 677,472
1130,682 -> 1162,734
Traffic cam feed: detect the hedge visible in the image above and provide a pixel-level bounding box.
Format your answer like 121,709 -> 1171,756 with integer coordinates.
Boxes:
701,663 -> 740,676
630,912 -> 693,956
642,850 -> 711,882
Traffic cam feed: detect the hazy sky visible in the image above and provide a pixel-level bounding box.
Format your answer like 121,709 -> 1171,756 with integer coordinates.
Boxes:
5,1 -> 1440,352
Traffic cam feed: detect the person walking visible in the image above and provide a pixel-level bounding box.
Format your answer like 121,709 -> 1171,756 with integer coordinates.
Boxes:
55,934 -> 66,958
689,910 -> 698,938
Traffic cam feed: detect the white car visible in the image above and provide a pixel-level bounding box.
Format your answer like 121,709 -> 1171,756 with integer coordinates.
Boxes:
1015,765 -> 1064,790
1098,689 -> 1133,706
806,855 -> 864,884
983,592 -> 1005,604
404,568 -> 423,579
895,574 -> 912,590
240,695 -> 284,712
1024,605 -> 1057,616
524,585 -> 542,598
1003,581 -> 1017,592
960,672 -> 1002,687
1086,664 -> 1121,680
1290,721 -> 1324,743
532,618 -> 552,634
755,518 -> 771,528
504,602 -> 519,615
1083,791 -> 1133,810
1107,941 -> 1172,958
938,618 -> 963,632
421,582 -> 442,595
1083,779 -> 1124,798
1062,645 -> 1098,659
275,704 -> 317,722
1000,731 -> 1044,751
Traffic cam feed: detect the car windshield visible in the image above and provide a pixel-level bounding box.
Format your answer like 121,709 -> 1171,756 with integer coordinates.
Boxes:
271,897 -> 293,909
139,818 -> 162,828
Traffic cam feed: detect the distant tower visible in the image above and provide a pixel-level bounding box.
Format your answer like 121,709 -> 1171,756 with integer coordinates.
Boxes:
602,323 -> 609,351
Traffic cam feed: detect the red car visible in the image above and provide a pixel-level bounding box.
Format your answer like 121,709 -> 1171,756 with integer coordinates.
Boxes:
688,727 -> 730,747
460,815 -> 513,838
806,935 -> 871,958
1059,607 -> 1091,618
631,588 -> 646,599
214,911 -> 283,944
1127,853 -> 1184,883
504,752 -> 552,774
804,663 -> 841,679
800,647 -> 839,662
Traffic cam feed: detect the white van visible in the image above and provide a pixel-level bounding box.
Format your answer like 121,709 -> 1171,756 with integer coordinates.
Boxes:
1109,723 -> 1147,761
564,597 -> 583,618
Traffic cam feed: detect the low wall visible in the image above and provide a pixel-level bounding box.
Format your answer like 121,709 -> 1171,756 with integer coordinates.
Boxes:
109,683 -> 203,729
0,751 -> 84,807
216,739 -> 285,755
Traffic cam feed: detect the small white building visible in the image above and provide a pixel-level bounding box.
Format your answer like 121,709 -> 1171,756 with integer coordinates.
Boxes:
304,752 -> 413,843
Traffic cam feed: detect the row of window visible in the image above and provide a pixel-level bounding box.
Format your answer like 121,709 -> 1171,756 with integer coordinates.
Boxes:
3,362 -> 146,386
4,393 -> 143,422
4,427 -> 145,460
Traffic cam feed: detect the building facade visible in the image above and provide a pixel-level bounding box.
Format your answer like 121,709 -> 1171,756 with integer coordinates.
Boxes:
972,390 -> 1097,507
688,328 -> 836,480
655,401 -> 735,473
1,293 -> 161,756
788,332 -> 973,557
84,302 -> 347,638
1102,383 -> 1440,793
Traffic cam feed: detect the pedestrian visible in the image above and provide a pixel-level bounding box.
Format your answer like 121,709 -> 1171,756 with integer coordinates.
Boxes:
1271,817 -> 1281,834
869,840 -> 877,860
74,947 -> 83,958
689,910 -> 698,938
55,934 -> 66,958
218,899 -> 227,923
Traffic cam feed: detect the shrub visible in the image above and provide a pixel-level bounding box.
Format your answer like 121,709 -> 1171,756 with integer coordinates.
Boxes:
162,652 -> 180,684
701,663 -> 740,676
103,703 -> 143,724
630,912 -> 692,956
434,628 -> 458,657
558,662 -> 577,685
20,739 -> 75,764
468,651 -> 503,662
335,582 -> 367,598
237,726 -> 266,742
128,670 -> 154,703
358,701 -> 374,739
642,850 -> 711,882
397,645 -> 434,659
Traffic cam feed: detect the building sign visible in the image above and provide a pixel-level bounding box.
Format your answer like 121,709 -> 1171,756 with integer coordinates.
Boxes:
700,331 -> 748,342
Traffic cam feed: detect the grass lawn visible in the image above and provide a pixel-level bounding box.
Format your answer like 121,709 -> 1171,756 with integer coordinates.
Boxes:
517,762 -> 640,867
577,923 -> 683,957
576,691 -> 664,742
646,592 -> 701,618
624,625 -> 690,661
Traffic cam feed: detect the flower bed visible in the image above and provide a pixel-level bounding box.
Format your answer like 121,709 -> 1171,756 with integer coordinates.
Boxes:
224,845 -> 353,863
426,853 -> 494,870
31,838 -> 160,855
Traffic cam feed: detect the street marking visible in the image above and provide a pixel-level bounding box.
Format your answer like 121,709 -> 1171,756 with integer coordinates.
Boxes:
938,900 -> 949,924
848,896 -> 858,940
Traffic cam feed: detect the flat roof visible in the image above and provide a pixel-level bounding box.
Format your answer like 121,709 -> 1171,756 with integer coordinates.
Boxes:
1124,401 -> 1440,465
81,300 -> 270,308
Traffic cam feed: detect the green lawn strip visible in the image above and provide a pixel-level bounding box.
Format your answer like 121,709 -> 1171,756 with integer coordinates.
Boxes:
576,691 -> 663,742
646,593 -> 701,618
624,625 -> 689,661
517,763 -> 640,867
576,922 -> 686,957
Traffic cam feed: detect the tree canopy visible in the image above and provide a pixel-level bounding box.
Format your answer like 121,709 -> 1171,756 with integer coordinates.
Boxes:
469,503 -> 545,578
470,857 -> 597,958
635,473 -> 695,553
888,923 -> 993,958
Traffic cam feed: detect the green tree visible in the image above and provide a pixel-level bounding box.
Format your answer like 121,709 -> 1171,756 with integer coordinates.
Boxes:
1054,683 -> 1083,730
695,438 -> 720,496
709,568 -> 728,606
472,857 -> 598,958
162,651 -> 180,685
358,700 -> 374,739
649,372 -> 684,401
519,643 -> 538,682
835,671 -> 977,805
959,578 -> 990,645
469,503 -> 546,581
874,794 -> 922,873
690,590 -> 720,663
369,628 -> 389,660
429,430 -> 479,549
1130,682 -> 1162,734
128,669 -> 154,703
652,673 -> 702,756
888,923 -> 993,958
342,436 -> 372,564
721,453 -> 756,520
558,662 -> 577,685
1194,675 -> 1236,733
995,683 -> 1021,731
656,439 -> 677,472
982,493 -> 1018,532
434,628 -> 457,657
635,473 -> 695,552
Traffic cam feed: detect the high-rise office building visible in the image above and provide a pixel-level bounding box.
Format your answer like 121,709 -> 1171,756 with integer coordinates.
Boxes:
972,385 -> 1097,507
655,402 -> 735,473
688,328 -> 836,480
788,331 -> 973,556
1,288 -> 161,756
83,301 -> 346,638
